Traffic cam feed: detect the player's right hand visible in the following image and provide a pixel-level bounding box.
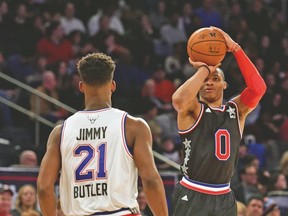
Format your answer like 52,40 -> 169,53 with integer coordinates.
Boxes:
210,26 -> 236,52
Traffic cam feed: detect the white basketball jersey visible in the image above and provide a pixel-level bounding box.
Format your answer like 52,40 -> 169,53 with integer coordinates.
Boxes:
59,108 -> 139,216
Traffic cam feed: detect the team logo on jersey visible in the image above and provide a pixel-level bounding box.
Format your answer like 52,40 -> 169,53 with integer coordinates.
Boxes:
181,195 -> 189,201
205,108 -> 212,113
87,116 -> 99,124
226,106 -> 236,119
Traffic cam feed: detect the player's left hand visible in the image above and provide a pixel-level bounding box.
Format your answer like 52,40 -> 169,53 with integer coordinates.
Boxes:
189,58 -> 221,73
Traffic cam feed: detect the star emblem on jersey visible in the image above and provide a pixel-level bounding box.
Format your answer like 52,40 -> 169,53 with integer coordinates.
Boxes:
181,165 -> 188,174
226,106 -> 236,119
183,138 -> 191,148
87,116 -> 99,124
182,138 -> 191,175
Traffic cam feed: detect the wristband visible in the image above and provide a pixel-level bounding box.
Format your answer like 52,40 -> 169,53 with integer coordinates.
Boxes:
231,43 -> 239,53
199,65 -> 211,75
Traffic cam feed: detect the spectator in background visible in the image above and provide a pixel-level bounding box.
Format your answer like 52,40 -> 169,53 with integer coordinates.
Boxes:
60,2 -> 86,36
0,0 -> 9,50
245,196 -> 264,216
246,0 -> 270,40
236,200 -> 246,216
263,202 -> 280,216
4,3 -> 34,56
0,185 -> 13,216
11,184 -> 41,216
25,55 -> 48,87
233,165 -> 262,204
160,9 -> 187,55
139,78 -> 172,113
244,134 -> 266,170
59,72 -> 84,111
152,64 -> 176,104
11,150 -> 38,168
87,1 -> 124,37
194,0 -> 223,28
137,99 -> 162,147
67,30 -> 95,57
30,71 -> 66,123
266,172 -> 287,194
149,0 -> 168,30
155,109 -> 180,145
280,151 -> 288,183
156,136 -> 181,170
36,21 -> 74,65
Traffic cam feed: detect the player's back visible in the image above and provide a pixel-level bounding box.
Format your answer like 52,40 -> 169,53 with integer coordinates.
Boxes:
60,107 -> 139,216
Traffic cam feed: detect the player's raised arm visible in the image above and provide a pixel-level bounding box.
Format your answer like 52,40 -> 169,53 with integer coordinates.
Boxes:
211,26 -> 266,121
172,60 -> 220,131
126,115 -> 168,216
37,125 -> 62,216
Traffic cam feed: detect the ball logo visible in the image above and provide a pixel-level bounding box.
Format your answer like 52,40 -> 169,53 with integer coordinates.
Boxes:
209,32 -> 217,37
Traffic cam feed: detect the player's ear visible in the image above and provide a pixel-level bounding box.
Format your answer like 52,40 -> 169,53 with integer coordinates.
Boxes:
111,80 -> 116,93
79,81 -> 84,93
223,81 -> 228,90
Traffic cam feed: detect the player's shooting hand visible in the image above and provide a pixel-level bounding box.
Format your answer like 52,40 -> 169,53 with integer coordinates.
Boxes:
189,58 -> 221,74
210,26 -> 237,52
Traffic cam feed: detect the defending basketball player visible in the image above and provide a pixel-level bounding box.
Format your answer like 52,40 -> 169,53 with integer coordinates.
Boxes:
37,53 -> 168,216
171,27 -> 266,215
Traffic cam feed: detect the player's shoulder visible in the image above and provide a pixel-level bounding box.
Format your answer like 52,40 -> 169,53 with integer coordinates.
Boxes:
125,114 -> 150,132
126,115 -> 149,126
51,124 -> 63,138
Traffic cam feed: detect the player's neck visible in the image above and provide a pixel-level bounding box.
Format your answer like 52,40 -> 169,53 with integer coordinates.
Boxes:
201,98 -> 223,108
84,95 -> 112,111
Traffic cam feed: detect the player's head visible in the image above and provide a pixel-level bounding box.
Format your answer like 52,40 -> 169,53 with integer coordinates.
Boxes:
198,67 -> 227,104
77,52 -> 115,86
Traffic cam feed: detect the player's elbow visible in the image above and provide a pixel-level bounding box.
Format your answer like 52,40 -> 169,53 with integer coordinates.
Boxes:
141,174 -> 163,189
37,179 -> 53,197
172,94 -> 184,112
258,79 -> 267,96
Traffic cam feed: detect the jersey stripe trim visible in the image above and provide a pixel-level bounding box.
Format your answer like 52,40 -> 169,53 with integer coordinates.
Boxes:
121,113 -> 133,158
180,176 -> 231,195
90,207 -> 131,215
228,100 -> 242,138
60,121 -> 66,150
178,103 -> 204,134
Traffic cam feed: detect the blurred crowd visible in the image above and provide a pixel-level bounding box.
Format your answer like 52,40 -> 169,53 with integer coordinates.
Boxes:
0,0 -> 288,215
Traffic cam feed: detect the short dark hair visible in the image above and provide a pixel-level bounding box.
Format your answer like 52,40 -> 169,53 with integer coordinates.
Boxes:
46,21 -> 61,37
77,53 -> 115,85
247,195 -> 264,205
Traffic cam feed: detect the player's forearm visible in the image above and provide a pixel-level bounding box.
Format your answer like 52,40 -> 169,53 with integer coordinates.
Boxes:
172,67 -> 209,112
233,47 -> 266,108
37,188 -> 57,216
142,176 -> 168,216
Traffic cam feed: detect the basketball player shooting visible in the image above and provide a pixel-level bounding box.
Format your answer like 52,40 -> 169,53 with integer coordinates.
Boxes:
37,53 -> 168,216
171,27 -> 266,216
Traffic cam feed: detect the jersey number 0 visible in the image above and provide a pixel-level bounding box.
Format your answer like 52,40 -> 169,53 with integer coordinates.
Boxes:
215,129 -> 230,161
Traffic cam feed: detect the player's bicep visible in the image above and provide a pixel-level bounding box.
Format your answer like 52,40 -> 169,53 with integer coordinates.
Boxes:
177,101 -> 202,131
38,125 -> 62,189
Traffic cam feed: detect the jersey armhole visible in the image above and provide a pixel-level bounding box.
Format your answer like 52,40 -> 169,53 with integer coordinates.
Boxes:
178,103 -> 204,135
122,113 -> 133,158
59,120 -> 66,151
227,100 -> 243,138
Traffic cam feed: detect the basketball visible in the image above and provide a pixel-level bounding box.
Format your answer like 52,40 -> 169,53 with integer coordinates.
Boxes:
187,27 -> 227,65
